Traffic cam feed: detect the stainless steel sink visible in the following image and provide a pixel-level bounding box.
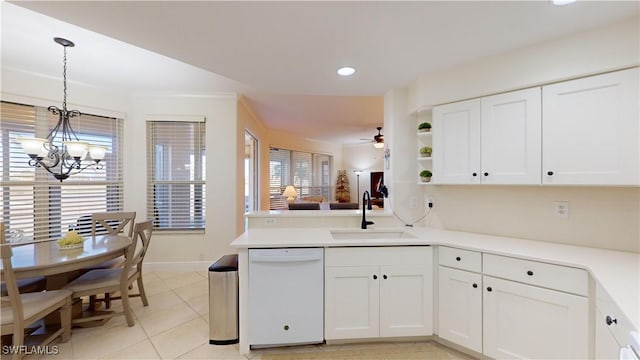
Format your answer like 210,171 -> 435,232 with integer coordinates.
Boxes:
330,229 -> 416,240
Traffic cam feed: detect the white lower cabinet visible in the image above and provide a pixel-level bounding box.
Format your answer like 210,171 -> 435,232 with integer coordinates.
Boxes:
379,264 -> 433,337
436,248 -> 590,359
324,247 -> 433,340
595,307 -> 620,359
324,266 -> 380,339
594,280 -> 636,360
482,275 -> 589,360
438,266 -> 482,353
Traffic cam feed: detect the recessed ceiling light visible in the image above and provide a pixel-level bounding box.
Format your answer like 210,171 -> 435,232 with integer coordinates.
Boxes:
552,0 -> 577,5
337,67 -> 356,76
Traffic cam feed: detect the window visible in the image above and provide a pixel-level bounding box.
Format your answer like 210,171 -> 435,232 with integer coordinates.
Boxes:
269,147 -> 332,209
0,101 -> 123,242
244,131 -> 258,213
147,119 -> 206,231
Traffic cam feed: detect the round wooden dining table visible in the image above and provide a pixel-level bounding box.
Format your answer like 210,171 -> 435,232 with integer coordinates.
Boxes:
3,234 -> 132,327
6,235 -> 132,282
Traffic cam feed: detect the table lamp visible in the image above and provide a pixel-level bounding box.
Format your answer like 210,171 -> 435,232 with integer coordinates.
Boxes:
283,185 -> 298,202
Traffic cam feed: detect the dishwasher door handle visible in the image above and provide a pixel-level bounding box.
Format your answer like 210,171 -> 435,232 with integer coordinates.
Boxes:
250,254 -> 323,263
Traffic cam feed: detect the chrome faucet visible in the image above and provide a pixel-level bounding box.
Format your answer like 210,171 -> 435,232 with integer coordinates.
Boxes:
361,191 -> 374,230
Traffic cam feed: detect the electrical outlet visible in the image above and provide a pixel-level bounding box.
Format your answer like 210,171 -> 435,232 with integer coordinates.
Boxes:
425,197 -> 434,209
264,218 -> 276,225
553,201 -> 569,219
409,197 -> 418,209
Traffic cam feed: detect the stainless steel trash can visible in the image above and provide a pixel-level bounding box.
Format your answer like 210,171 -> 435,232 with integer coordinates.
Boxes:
209,254 -> 239,345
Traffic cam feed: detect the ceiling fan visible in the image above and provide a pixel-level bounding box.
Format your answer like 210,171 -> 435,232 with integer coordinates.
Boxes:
360,127 -> 385,148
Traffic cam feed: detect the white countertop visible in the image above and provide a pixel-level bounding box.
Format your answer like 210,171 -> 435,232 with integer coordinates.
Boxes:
230,226 -> 640,332
245,210 -> 394,218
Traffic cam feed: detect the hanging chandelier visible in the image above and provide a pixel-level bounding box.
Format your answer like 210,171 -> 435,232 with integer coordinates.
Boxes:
17,37 -> 106,182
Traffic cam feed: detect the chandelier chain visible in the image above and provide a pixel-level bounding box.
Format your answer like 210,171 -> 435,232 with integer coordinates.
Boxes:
62,45 -> 68,111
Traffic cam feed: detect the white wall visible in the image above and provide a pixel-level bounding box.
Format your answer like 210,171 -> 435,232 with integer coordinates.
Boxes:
389,17 -> 640,252
128,94 -> 240,264
384,87 -> 427,225
238,97 -> 271,212
408,16 -> 640,111
1,69 -> 130,119
341,143 -> 384,203
423,186 -> 640,253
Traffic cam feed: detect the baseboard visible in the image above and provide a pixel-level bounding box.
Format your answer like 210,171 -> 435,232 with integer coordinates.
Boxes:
325,336 -> 433,345
144,261 -> 212,272
434,337 -> 485,359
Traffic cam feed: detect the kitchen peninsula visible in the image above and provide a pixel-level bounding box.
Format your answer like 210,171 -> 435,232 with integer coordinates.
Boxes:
232,211 -> 639,359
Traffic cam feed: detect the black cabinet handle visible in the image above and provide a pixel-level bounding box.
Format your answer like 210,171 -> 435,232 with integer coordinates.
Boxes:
472,172 -> 477,177
487,287 -> 492,292
547,171 -> 554,176
527,270 -> 534,276
383,274 -> 388,280
455,256 -> 461,261
472,283 -> 478,288
606,315 -> 617,326
373,275 -> 377,280
484,172 -> 489,176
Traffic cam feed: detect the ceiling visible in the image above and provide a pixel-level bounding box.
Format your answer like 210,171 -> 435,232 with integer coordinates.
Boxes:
2,1 -> 638,145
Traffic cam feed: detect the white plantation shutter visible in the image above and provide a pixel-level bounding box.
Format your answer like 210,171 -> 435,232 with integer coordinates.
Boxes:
269,148 -> 290,195
147,119 -> 206,231
293,152 -> 312,196
0,101 -> 124,242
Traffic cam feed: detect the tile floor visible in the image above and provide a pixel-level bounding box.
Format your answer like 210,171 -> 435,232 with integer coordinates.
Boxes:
23,271 -> 474,360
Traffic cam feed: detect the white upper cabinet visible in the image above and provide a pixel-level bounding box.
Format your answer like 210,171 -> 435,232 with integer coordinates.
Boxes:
433,99 -> 481,184
480,88 -> 541,184
542,68 -> 639,186
432,88 -> 541,185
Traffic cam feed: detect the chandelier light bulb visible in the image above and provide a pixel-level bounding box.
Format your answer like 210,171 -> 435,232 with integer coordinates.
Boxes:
64,141 -> 89,158
89,145 -> 107,161
16,137 -> 47,156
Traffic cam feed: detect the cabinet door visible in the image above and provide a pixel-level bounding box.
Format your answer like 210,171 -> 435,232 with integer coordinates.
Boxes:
481,88 -> 541,185
379,264 -> 433,337
438,266 -> 482,353
325,266 -> 379,340
433,99 -> 481,184
595,308 -> 621,360
483,276 -> 588,360
542,68 -> 639,185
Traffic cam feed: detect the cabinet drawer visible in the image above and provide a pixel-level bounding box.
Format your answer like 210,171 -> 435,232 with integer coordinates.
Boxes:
325,246 -> 431,267
438,246 -> 481,272
483,254 -> 588,296
595,281 -> 635,347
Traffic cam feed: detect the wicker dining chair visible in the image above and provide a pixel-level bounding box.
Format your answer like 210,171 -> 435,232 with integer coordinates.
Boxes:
1,243 -> 72,360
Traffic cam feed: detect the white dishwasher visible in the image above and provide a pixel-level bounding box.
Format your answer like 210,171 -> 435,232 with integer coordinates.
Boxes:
248,248 -> 324,347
